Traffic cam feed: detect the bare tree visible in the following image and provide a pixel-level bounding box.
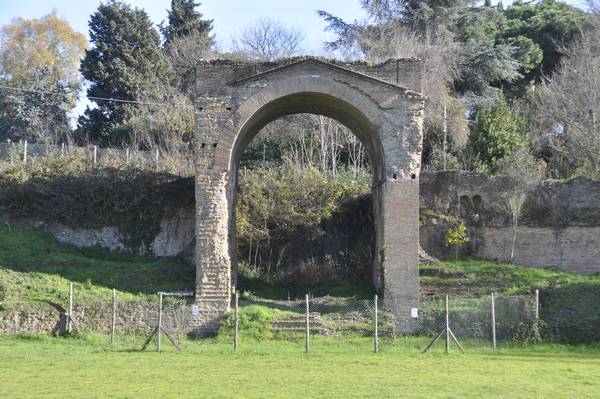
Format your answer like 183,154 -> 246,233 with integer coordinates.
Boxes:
119,81 -> 195,172
496,149 -> 544,262
165,31 -> 215,94
252,113 -> 368,175
531,9 -> 600,179
232,18 -> 304,61
332,20 -> 469,166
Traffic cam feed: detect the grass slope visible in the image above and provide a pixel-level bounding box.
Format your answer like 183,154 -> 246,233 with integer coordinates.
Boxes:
2,225 -> 600,309
0,226 -> 194,307
1,334 -> 599,398
420,259 -> 600,297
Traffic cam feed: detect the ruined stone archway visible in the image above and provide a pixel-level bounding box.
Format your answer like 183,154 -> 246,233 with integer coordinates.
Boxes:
193,58 -> 425,333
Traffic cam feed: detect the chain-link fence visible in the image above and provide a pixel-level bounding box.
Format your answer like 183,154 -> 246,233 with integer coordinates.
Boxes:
218,295 -> 397,352
7,280 -> 587,353
218,292 -> 539,352
414,294 -> 538,350
52,283 -> 193,351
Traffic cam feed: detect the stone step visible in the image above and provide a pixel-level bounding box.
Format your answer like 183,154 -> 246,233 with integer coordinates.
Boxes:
271,312 -> 328,335
272,320 -> 325,328
272,327 -> 328,335
278,313 -> 322,320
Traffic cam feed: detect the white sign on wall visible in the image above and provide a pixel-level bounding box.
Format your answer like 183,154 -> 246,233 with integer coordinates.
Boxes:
411,307 -> 419,318
191,304 -> 199,316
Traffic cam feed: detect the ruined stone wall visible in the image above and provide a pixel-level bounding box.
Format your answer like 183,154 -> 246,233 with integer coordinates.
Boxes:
420,173 -> 600,227
33,171 -> 600,276
421,225 -> 600,275
419,172 -> 600,274
47,207 -> 195,258
476,226 -> 600,275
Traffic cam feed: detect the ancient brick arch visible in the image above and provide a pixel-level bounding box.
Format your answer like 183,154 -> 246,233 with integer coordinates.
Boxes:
194,58 -> 425,333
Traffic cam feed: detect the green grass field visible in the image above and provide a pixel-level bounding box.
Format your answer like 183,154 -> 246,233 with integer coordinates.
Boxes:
1,334 -> 600,398
3,225 -> 599,309
2,227 -> 600,397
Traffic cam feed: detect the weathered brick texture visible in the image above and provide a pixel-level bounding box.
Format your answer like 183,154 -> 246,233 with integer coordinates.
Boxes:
194,57 -> 425,333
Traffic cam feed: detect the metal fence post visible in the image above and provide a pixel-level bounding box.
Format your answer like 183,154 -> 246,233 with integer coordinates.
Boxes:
374,294 -> 379,353
445,294 -> 450,354
67,282 -> 73,333
111,289 -> 117,344
535,289 -> 540,320
234,291 -> 239,352
305,294 -> 310,353
157,293 -> 163,353
491,293 -> 496,349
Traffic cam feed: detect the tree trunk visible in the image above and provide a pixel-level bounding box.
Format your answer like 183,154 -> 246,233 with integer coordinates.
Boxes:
510,224 -> 518,262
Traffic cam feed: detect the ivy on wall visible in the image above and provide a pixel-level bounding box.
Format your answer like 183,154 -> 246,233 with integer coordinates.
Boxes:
0,157 -> 194,252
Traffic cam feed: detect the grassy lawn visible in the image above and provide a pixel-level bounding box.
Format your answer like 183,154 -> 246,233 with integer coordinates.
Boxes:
2,228 -> 600,397
1,334 -> 600,398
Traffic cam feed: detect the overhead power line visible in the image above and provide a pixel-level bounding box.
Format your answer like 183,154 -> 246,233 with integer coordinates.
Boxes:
0,83 -> 184,108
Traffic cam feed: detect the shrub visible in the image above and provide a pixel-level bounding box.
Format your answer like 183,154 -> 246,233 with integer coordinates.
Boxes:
445,222 -> 470,259
219,305 -> 285,340
236,161 -> 371,281
274,257 -> 338,288
0,157 -> 194,252
469,91 -> 528,172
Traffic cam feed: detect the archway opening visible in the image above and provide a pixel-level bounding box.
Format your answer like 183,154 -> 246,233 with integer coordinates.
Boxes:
230,93 -> 384,299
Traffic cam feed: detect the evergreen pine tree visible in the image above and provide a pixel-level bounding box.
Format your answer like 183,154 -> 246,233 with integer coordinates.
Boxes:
484,0 -> 492,7
77,0 -> 169,145
161,0 -> 214,47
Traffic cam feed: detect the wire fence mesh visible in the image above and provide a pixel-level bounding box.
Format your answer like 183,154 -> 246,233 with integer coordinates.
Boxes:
219,293 -> 538,351
7,280 -> 556,352
414,295 -> 537,345
223,296 -> 395,339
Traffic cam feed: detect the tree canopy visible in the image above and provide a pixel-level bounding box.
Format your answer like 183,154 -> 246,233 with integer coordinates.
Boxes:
77,0 -> 169,145
0,11 -> 86,142
161,0 -> 214,47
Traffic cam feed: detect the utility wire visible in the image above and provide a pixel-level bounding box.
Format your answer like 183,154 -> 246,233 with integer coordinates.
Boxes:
0,83 -> 185,108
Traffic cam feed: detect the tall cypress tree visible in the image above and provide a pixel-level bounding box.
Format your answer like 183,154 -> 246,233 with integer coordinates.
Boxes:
161,0 -> 214,47
77,0 -> 169,145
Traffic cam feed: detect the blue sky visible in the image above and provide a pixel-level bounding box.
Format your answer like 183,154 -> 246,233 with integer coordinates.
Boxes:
0,0 -> 367,52
0,0 -> 587,52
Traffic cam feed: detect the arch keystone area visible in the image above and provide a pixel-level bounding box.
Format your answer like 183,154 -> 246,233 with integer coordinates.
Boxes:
192,57 -> 425,334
